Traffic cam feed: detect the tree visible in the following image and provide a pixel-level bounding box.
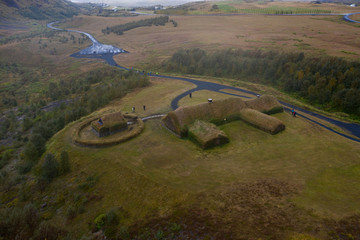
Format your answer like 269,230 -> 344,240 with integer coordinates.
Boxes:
211,4 -> 219,10
59,151 -> 70,175
22,117 -> 33,131
24,142 -> 39,162
41,153 -> 59,182
29,134 -> 46,156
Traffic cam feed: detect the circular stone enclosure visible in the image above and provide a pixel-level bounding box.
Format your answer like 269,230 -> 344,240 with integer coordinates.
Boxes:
73,115 -> 144,147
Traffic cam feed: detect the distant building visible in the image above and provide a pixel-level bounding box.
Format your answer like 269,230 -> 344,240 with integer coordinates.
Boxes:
154,5 -> 165,10
350,3 -> 357,7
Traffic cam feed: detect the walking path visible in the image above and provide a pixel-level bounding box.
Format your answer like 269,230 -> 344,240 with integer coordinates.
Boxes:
142,114 -> 166,121
47,14 -> 360,143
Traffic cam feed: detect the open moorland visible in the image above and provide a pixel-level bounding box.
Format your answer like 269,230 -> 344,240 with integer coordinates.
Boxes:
1,1 -> 360,239
60,12 -> 360,70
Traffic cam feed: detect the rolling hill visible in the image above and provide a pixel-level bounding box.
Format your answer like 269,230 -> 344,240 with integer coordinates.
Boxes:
0,0 -> 80,20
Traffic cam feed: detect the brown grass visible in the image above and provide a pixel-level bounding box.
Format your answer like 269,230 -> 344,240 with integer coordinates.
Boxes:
205,179 -> 315,240
128,179 -> 319,239
350,13 -> 360,21
55,10 -> 360,69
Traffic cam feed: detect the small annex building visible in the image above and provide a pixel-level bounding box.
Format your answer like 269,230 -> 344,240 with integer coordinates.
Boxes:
91,112 -> 128,137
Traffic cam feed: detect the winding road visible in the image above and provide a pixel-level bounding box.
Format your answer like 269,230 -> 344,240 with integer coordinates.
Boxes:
47,22 -> 126,54
47,13 -> 360,143
343,12 -> 360,23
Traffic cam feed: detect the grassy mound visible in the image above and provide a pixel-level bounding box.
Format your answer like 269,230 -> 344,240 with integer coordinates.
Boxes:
162,95 -> 283,136
188,120 -> 229,149
239,109 -> 285,135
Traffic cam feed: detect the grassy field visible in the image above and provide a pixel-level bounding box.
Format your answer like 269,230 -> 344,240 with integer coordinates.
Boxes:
49,9 -> 360,222
159,1 -> 360,15
59,8 -> 360,73
213,1 -> 358,14
2,1 -> 360,238
41,75 -> 360,238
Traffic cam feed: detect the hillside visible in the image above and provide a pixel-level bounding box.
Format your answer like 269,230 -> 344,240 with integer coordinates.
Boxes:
1,1 -> 360,239
0,0 -> 80,20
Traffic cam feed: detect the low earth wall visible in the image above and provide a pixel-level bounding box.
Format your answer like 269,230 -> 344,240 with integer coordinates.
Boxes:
73,117 -> 144,147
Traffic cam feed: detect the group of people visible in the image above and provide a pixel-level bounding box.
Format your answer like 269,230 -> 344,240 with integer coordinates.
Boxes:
132,105 -> 146,112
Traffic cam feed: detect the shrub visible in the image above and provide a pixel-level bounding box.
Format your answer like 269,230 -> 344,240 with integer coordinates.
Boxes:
94,209 -> 121,238
66,205 -> 78,220
78,175 -> 98,191
59,151 -> 70,175
102,16 -> 169,35
29,134 -> 46,156
117,226 -> 130,240
0,169 -> 8,185
170,222 -> 181,232
104,227 -> 117,239
155,229 -> 164,240
17,160 -> 36,174
41,153 -> 59,182
0,204 -> 40,239
106,210 -> 119,226
23,203 -> 40,230
0,149 -> 13,169
94,214 -> 107,230
33,221 -> 67,240
23,142 -> 39,162
19,185 -> 30,201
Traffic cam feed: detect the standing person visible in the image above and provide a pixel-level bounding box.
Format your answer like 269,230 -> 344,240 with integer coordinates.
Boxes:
293,111 -> 297,117
291,108 -> 295,117
143,105 -> 146,111
189,92 -> 192,98
132,106 -> 135,112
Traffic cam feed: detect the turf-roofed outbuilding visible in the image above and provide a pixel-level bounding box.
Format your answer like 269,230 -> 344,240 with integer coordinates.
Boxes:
188,120 -> 229,149
91,112 -> 128,137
